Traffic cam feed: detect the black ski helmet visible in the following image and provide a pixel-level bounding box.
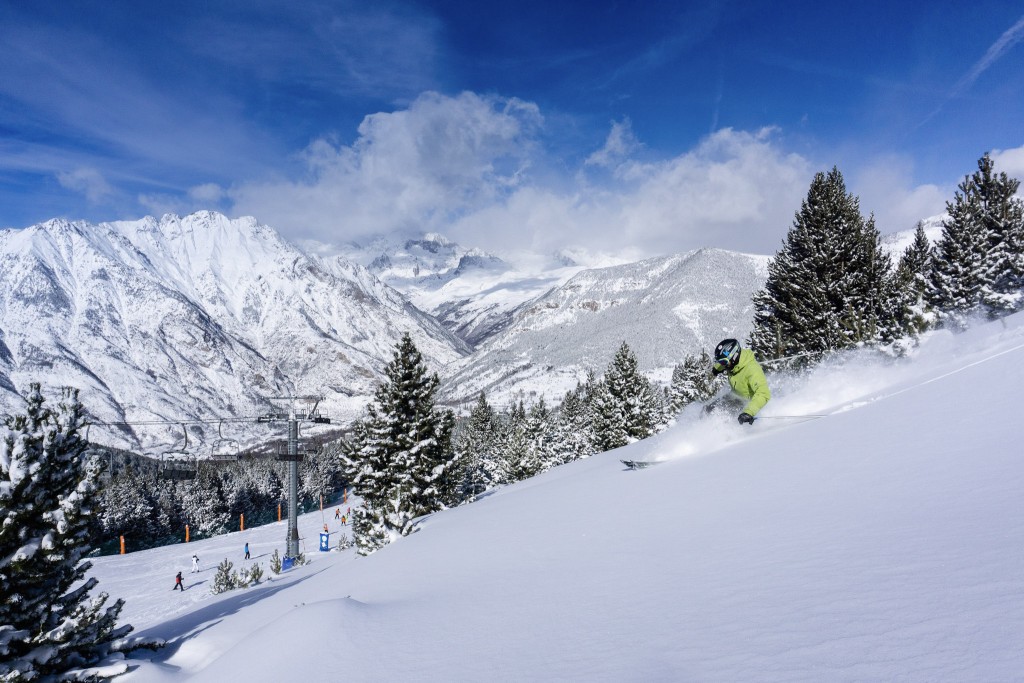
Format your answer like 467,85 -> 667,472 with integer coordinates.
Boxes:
714,338 -> 741,370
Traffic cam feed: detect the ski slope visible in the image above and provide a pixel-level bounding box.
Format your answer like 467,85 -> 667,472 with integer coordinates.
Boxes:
91,314 -> 1024,681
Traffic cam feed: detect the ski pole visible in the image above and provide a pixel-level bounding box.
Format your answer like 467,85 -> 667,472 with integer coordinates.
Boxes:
754,414 -> 828,420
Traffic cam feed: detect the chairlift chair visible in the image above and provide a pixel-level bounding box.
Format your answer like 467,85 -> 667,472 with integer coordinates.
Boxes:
210,420 -> 241,461
275,443 -> 306,462
159,424 -> 197,480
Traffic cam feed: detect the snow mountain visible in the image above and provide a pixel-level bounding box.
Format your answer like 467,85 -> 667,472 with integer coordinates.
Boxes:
332,232 -> 610,347
0,213 -> 468,452
441,248 -> 769,408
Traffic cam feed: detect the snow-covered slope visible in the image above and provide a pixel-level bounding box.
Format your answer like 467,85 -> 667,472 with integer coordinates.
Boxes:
92,312 -> 1024,681
441,248 -> 769,408
0,213 -> 467,451
881,212 -> 945,257
328,232 -> 599,347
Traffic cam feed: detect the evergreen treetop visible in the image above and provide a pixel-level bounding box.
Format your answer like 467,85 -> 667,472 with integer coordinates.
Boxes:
749,166 -> 896,363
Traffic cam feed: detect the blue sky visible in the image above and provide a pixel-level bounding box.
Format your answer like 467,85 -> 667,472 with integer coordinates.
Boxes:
1,0 -> 1023,257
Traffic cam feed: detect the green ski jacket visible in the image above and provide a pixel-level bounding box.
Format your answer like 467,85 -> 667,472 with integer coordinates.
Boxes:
717,348 -> 771,416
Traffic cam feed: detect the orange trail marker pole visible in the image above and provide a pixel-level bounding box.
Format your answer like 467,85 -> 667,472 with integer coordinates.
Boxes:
185,525 -> 190,543
240,513 -> 245,531
119,536 -> 125,554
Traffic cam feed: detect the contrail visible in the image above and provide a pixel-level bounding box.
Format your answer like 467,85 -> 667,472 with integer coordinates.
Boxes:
949,14 -> 1024,97
921,14 -> 1024,126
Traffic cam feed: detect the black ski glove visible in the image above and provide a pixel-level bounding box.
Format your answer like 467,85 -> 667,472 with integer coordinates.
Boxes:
737,412 -> 755,425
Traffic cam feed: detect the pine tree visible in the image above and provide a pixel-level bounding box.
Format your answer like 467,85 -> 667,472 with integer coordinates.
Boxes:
344,334 -> 456,555
927,170 -> 990,323
211,558 -> 235,594
887,222 -> 935,337
591,342 -> 659,451
100,466 -> 157,543
299,448 -> 339,509
1,385 -> 138,680
668,349 -> 716,415
177,467 -> 230,539
451,392 -> 499,501
749,167 -> 894,364
521,397 -> 555,477
496,400 -> 531,482
503,397 -> 552,479
928,153 -> 1024,320
549,384 -> 595,465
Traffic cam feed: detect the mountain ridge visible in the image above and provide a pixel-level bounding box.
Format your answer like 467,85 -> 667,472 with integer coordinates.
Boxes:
0,212 -> 467,452
0,210 -> 937,450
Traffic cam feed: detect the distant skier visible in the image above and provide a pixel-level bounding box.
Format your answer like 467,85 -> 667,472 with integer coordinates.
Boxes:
244,542 -> 250,560
191,554 -> 199,573
335,508 -> 340,520
706,338 -> 771,424
174,571 -> 184,591
341,515 -> 347,526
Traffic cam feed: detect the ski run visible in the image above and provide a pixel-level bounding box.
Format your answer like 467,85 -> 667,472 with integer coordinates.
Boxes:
82,311 -> 1024,681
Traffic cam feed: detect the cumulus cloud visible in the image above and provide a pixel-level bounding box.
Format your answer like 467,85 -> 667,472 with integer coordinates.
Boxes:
448,126 -> 814,257
229,91 -> 542,243
226,91 -> 964,260
56,167 -> 113,203
851,156 -> 950,233
992,144 -> 1024,181
585,118 -> 641,168
228,93 -> 817,257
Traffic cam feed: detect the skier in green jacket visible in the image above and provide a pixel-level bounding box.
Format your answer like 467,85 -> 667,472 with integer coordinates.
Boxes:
707,338 -> 771,425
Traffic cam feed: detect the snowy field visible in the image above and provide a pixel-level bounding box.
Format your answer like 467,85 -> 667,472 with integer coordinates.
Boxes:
92,313 -> 1024,681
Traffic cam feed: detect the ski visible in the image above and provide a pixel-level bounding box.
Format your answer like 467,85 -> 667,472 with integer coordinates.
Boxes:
621,459 -> 656,470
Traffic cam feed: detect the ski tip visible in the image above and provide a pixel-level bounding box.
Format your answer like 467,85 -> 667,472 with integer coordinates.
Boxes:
620,459 -> 656,470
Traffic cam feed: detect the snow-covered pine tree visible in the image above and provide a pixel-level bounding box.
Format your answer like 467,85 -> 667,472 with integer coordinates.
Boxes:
667,349 -> 716,415
497,400 -> 532,483
523,397 -> 556,477
211,558 -> 234,594
887,222 -> 935,338
345,333 -> 456,555
749,167 -> 894,364
926,165 -> 990,325
177,467 -> 230,539
451,392 -> 499,503
1,385 -> 137,680
973,154 -> 1024,316
591,342 -> 659,451
535,397 -> 564,472
549,384 -> 595,465
100,466 -> 157,544
299,448 -> 339,509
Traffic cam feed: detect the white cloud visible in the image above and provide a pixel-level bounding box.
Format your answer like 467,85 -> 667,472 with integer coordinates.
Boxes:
585,118 -> 641,168
226,91 -> 964,260
189,183 -> 226,204
449,127 -> 814,257
140,183 -> 230,218
992,144 -> 1024,180
851,156 -> 950,234
56,167 -> 113,203
229,91 -> 542,243
229,96 -> 817,257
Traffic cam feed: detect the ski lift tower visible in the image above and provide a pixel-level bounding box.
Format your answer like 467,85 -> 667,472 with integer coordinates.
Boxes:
259,396 -> 329,559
